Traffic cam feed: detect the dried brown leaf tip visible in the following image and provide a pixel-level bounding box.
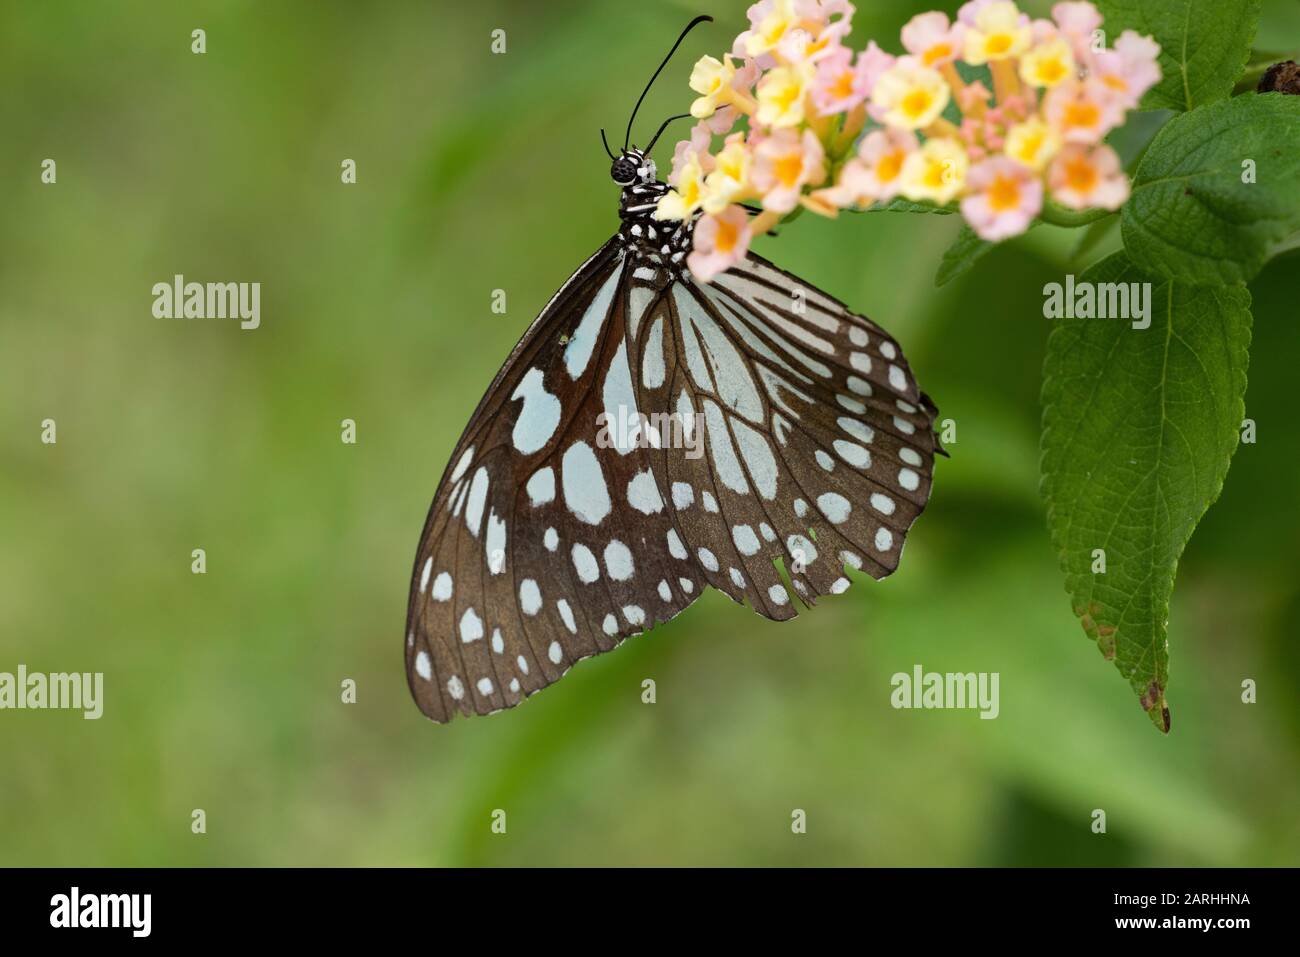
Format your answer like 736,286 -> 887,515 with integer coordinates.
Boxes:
1139,680 -> 1172,734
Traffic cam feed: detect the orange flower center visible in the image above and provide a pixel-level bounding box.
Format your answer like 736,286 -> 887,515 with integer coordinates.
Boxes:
901,89 -> 933,120
831,70 -> 856,99
1103,74 -> 1129,92
986,34 -> 1013,56
876,150 -> 904,183
1016,130 -> 1045,161
923,43 -> 952,66
1038,58 -> 1068,84
988,175 -> 1021,212
1063,100 -> 1100,130
923,159 -> 948,189
715,218 -> 739,253
1064,156 -> 1098,194
775,154 -> 804,188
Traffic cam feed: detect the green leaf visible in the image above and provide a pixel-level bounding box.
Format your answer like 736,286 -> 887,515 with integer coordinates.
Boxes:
1122,93 -> 1300,285
861,197 -> 956,214
1096,0 -> 1262,111
1040,251 -> 1251,732
1069,212 -> 1119,264
935,224 -> 993,287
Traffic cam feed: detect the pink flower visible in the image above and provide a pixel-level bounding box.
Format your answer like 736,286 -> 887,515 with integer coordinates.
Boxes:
1090,31 -> 1162,108
958,79 -> 993,113
960,157 -> 1042,240
777,19 -> 852,65
956,0 -> 1001,26
1051,1 -> 1103,61
687,205 -> 753,282
817,127 -> 917,207
1048,143 -> 1129,209
1043,77 -> 1125,143
811,46 -> 871,115
901,11 -> 965,67
857,40 -> 895,94
751,128 -> 826,213
670,124 -> 715,186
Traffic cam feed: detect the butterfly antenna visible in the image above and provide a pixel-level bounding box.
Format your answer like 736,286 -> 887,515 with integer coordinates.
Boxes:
624,14 -> 713,151
600,128 -> 616,160
643,113 -> 692,154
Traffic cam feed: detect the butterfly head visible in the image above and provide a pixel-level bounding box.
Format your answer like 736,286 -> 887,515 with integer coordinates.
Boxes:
611,148 -> 656,187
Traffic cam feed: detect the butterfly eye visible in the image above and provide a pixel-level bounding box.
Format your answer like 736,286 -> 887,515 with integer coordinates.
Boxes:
611,156 -> 638,184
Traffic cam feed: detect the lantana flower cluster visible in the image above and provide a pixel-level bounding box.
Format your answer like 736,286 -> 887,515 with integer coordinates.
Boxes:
660,0 -> 1162,281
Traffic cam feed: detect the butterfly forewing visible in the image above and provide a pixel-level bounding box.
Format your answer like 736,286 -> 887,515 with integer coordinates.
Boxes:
406,241 -> 707,722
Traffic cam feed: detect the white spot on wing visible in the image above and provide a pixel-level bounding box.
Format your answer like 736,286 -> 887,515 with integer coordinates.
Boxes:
564,260 -> 625,379
465,467 -> 489,537
572,543 -> 600,583
459,608 -> 484,644
557,599 -> 577,634
451,448 -> 475,482
604,540 -> 634,581
643,316 -> 666,388
562,440 -> 612,525
627,470 -> 664,514
510,369 -> 561,456
520,579 -> 542,615
817,492 -> 851,524
526,467 -> 555,505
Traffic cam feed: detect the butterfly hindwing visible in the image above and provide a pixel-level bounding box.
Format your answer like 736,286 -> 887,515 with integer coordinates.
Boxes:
632,251 -> 939,619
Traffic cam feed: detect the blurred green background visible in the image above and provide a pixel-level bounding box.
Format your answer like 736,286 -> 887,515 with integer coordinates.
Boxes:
2,0 -> 1298,866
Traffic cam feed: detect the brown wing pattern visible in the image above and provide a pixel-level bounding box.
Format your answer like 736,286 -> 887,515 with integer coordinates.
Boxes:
405,245 -> 938,722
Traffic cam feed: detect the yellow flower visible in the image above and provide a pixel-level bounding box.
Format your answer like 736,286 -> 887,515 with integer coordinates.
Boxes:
654,151 -> 707,220
756,63 -> 814,128
899,137 -> 968,205
745,0 -> 799,57
1020,37 -> 1076,88
703,136 -> 753,214
870,59 -> 951,130
690,55 -> 739,119
1004,117 -> 1061,170
963,1 -> 1031,65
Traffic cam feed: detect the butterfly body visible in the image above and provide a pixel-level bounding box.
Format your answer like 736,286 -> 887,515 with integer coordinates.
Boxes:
613,147 -> 694,270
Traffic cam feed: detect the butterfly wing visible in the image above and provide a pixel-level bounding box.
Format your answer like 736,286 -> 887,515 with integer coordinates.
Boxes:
405,240 -> 707,722
407,241 -> 939,723
628,251 -> 939,617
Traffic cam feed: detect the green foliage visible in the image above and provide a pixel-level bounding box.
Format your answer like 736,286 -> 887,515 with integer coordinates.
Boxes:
1095,0 -> 1263,111
936,224 -> 993,287
1040,253 -> 1251,731
863,197 -> 956,214
2,0 -> 1298,868
1123,94 -> 1300,285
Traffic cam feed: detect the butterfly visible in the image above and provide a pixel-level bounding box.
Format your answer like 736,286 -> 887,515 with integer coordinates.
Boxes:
404,16 -> 940,722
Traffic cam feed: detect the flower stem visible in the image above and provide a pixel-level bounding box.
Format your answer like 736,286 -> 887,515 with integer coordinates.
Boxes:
1038,201 -> 1114,228
925,117 -> 962,140
991,59 -> 1020,105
